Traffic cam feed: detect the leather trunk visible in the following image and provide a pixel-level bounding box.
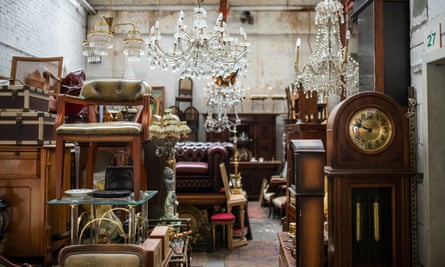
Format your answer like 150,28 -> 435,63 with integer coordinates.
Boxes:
0,110 -> 55,145
0,85 -> 50,112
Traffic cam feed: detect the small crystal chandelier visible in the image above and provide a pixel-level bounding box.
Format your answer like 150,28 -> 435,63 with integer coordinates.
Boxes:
295,0 -> 359,100
82,0 -> 145,62
146,2 -> 250,79
204,70 -> 243,133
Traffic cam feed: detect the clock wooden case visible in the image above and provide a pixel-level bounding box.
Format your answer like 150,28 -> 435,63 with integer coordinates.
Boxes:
325,92 -> 412,267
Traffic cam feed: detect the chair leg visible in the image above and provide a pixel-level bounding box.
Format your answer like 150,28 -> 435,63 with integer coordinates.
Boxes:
212,224 -> 216,252
55,137 -> 65,199
132,137 -> 142,200
228,223 -> 233,250
86,142 -> 98,189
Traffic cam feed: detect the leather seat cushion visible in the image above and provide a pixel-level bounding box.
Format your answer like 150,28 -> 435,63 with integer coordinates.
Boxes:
176,161 -> 208,174
272,195 -> 287,208
57,121 -> 142,136
62,253 -> 141,267
210,213 -> 235,222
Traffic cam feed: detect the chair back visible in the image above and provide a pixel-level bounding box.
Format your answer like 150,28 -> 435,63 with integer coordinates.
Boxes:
219,162 -> 232,200
80,79 -> 151,103
58,244 -> 151,267
178,77 -> 193,97
10,56 -> 63,94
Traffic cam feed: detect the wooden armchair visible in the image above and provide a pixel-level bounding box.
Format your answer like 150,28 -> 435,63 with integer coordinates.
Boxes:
55,79 -> 152,200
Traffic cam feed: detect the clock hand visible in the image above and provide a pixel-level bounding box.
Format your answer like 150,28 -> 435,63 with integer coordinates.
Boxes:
362,126 -> 372,132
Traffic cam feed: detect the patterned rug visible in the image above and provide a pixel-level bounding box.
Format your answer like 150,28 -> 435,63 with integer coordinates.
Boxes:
224,240 -> 280,267
190,202 -> 281,267
247,202 -> 268,219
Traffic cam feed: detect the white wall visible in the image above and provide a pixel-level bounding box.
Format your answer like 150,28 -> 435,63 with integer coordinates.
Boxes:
410,0 -> 445,266
0,0 -> 89,77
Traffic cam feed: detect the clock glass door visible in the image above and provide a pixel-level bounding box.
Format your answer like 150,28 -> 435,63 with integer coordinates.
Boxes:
351,187 -> 392,266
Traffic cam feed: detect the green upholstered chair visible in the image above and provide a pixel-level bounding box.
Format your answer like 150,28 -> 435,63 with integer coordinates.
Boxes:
57,241 -> 161,267
55,79 -> 152,200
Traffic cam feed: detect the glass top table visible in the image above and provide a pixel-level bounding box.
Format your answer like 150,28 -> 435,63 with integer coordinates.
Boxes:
48,190 -> 157,244
48,190 -> 157,206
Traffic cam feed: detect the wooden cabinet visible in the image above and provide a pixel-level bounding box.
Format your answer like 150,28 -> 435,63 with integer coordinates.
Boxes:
277,232 -> 296,267
231,161 -> 281,200
206,113 -> 279,161
207,113 -> 281,200
283,122 -> 326,231
352,0 -> 410,106
0,145 -> 72,265
289,139 -> 325,267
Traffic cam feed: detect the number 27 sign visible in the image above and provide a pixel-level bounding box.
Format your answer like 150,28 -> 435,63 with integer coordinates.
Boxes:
425,23 -> 442,53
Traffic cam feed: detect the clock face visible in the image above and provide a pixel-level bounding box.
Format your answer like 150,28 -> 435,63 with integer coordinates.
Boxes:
348,107 -> 394,152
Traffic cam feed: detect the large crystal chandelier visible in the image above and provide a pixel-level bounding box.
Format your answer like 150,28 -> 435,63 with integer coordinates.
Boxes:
146,3 -> 250,79
82,0 -> 145,62
296,0 -> 359,100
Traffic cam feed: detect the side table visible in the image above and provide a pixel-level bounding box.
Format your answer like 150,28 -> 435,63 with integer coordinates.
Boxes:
48,190 -> 157,244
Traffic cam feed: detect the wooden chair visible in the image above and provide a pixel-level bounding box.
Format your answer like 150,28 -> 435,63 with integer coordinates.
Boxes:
175,77 -> 193,110
54,79 -> 152,200
7,56 -> 64,112
219,163 -> 248,248
260,162 -> 287,217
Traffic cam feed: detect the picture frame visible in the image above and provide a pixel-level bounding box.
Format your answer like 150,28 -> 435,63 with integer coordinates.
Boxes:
151,86 -> 165,114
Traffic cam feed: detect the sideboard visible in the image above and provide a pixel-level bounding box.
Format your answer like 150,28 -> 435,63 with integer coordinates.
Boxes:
0,145 -> 73,265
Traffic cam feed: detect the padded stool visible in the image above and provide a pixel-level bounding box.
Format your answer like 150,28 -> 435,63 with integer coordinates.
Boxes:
210,213 -> 235,251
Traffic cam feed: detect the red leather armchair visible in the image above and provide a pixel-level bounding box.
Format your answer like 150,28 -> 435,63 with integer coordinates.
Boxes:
175,142 -> 234,193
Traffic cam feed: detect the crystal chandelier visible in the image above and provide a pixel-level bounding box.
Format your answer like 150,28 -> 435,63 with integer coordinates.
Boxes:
203,70 -> 243,133
146,3 -> 250,79
82,0 -> 145,62
295,0 -> 359,100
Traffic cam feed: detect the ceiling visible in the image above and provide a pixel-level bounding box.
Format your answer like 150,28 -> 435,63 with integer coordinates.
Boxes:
86,0 -> 320,10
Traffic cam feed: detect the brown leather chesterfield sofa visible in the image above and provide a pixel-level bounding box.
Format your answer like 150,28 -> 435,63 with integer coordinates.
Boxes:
174,142 -> 234,193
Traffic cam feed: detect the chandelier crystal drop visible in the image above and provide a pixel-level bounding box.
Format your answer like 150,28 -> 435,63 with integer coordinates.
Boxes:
204,71 -> 244,133
147,7 -> 250,79
122,29 -> 146,62
296,0 -> 359,100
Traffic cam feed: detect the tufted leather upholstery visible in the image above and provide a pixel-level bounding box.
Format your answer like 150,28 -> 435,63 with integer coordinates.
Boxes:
175,142 -> 234,193
80,79 -> 150,102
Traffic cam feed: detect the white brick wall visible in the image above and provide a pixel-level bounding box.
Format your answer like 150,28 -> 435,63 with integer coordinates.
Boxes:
0,0 -> 88,77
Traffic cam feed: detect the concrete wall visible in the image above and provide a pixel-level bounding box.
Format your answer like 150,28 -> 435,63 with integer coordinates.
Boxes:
83,7 -> 318,110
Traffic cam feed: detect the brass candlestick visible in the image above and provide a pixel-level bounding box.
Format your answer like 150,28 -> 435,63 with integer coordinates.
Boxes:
231,127 -> 243,194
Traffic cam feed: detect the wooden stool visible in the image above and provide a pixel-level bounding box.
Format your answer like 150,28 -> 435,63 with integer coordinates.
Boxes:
210,213 -> 235,251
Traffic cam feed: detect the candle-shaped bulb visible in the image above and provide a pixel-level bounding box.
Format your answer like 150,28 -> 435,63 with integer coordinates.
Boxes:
296,38 -> 301,48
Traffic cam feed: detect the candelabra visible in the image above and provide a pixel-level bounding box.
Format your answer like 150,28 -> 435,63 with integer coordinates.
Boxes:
230,127 -> 243,194
295,0 -> 359,102
146,3 -> 250,79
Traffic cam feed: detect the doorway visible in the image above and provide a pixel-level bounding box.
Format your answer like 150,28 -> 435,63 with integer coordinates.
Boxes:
422,47 -> 445,266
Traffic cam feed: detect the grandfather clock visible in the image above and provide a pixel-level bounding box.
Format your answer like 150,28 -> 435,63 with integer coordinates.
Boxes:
325,92 -> 412,267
